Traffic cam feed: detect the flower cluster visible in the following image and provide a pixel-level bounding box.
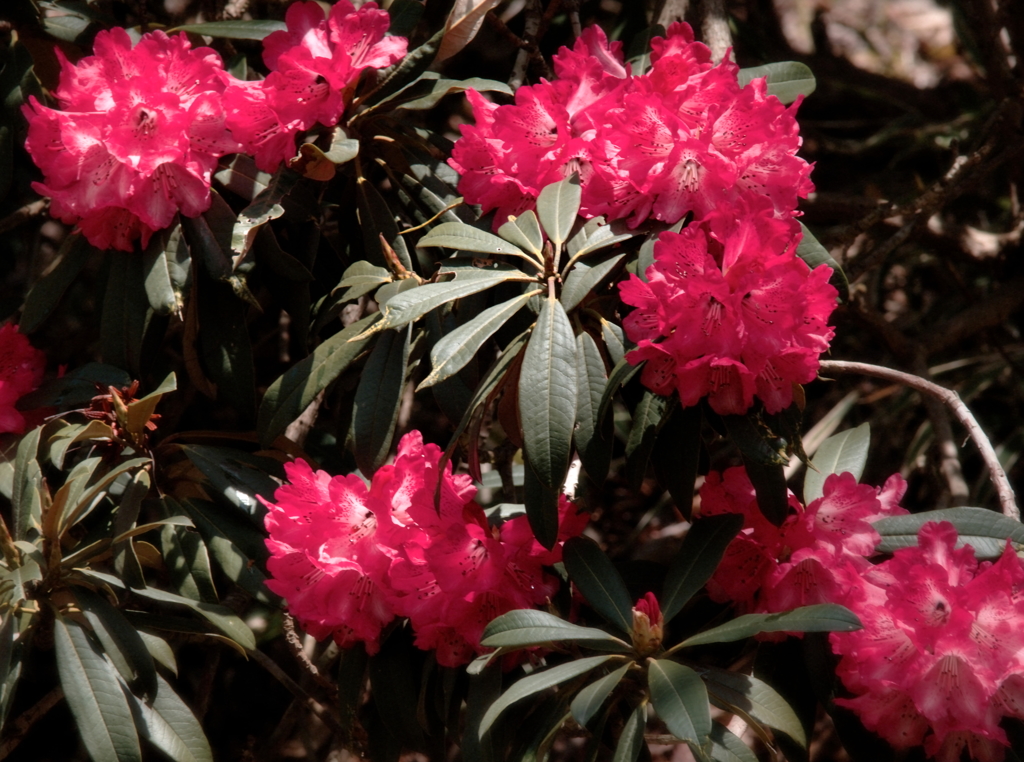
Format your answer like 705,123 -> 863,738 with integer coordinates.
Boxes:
0,324 -> 46,435
23,29 -> 240,252
700,468 -> 1024,762
223,1 -> 406,172
23,2 -> 406,251
449,23 -> 812,228
618,200 -> 838,414
262,431 -> 587,667
827,521 -> 1024,762
699,467 -> 908,611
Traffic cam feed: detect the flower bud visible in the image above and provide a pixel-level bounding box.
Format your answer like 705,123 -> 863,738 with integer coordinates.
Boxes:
631,592 -> 664,656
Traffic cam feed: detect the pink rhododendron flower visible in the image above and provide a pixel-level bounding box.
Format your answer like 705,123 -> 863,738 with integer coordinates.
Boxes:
449,22 -> 812,228
0,324 -> 46,435
263,431 -> 587,665
619,201 -> 837,415
224,1 -> 407,172
22,29 -> 239,251
829,522 -> 1024,762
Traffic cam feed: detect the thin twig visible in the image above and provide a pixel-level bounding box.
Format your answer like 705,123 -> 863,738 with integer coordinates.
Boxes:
0,687 -> 64,760
912,355 -> 970,507
819,360 -> 1018,520
247,647 -> 345,737
0,200 -> 48,236
282,612 -> 337,693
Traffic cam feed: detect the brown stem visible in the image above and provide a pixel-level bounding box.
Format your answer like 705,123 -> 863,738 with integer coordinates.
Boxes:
0,200 -> 48,236
699,0 -> 732,62
247,647 -> 345,737
0,688 -> 64,760
509,0 -> 543,89
282,612 -> 337,693
818,360 -> 1018,520
912,355 -> 970,507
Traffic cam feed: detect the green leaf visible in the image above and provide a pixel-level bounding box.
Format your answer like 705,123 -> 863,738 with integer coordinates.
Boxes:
601,320 -> 627,366
182,192 -> 255,303
170,19 -> 286,38
101,250 -> 152,376
178,446 -> 281,518
418,221 -> 537,263
395,77 -> 512,111
625,390 -> 669,490
536,174 -> 581,248
21,233 -> 92,333
53,613 -> 142,762
12,423 -> 44,540
160,520 -> 218,603
702,668 -> 807,748
366,269 -> 531,336
575,332 -> 612,482
81,570 -> 256,651
660,514 -> 745,622
519,296 -> 577,490
356,176 -> 413,271
612,704 -> 647,762
498,211 -> 544,257
737,62 -> 816,104
112,470 -> 150,590
478,655 -> 617,737
180,499 -> 278,605
353,326 -> 412,475
142,222 -> 190,316
653,404 -> 702,520
18,362 -> 131,412
230,169 -> 297,258
136,631 -> 177,677
74,586 -> 157,697
874,506 -> 1024,558
124,673 -> 213,762
0,614 -> 20,727
480,609 -> 631,650
337,643 -> 369,747
679,604 -> 861,648
561,253 -> 626,312
804,422 -> 871,503
709,723 -> 758,762
722,415 -> 789,526
523,461 -> 560,551
562,537 -> 634,635
796,223 -> 848,301
565,218 -> 636,263
213,154 -> 271,201
570,663 -> 631,727
359,28 -> 443,109
419,290 -> 540,389
648,659 -> 711,742
597,355 -> 640,426
258,313 -> 380,446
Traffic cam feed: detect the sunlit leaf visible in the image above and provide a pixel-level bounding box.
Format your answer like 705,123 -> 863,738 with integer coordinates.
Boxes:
737,62 -> 816,104
649,659 -> 711,742
804,423 -> 870,503
562,537 -> 633,635
570,663 -> 630,727
679,604 -> 861,648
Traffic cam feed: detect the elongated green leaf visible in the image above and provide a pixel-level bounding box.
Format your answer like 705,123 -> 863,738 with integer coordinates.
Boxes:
418,221 -> 535,261
338,261 -> 391,288
0,614 -> 19,728
679,604 -> 861,648
523,459 -> 560,551
612,704 -> 647,762
136,631 -> 177,677
601,320 -> 627,366
160,520 -> 217,603
353,326 -> 412,475
481,610 -> 630,649
597,356 -> 640,425
625,390 -> 669,489
702,668 -> 806,748
661,514 -> 745,622
737,62 -> 816,103
74,586 -> 158,698
359,28 -> 443,109
562,537 -> 634,635
60,457 -> 152,537
649,659 -> 711,742
709,723 -> 758,762
498,211 -> 544,257
874,506 -> 1024,558
804,423 -> 871,503
171,19 -> 285,38
54,613 -> 142,762
570,663 -> 631,727
438,0 -> 503,60
796,222 -> 848,301
520,296 -> 577,490
213,154 -> 271,201
536,174 -> 581,248
479,655 -> 616,737
420,290 -> 539,389
258,313 -> 380,445
21,232 -> 91,333
12,423 -> 44,540
561,253 -> 625,312
143,222 -> 190,316
356,176 -> 413,271
179,446 -> 281,518
18,362 -> 131,413
81,570 -> 256,650
653,404 -> 702,520
722,415 -> 788,526
125,673 -> 213,762
366,271 -> 531,337
565,218 -> 636,262
575,332 -> 611,482
397,76 -> 512,111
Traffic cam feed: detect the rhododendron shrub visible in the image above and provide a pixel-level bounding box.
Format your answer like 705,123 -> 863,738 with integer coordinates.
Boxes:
22,29 -> 239,251
619,201 -> 838,414
449,22 -> 812,227
262,431 -> 587,665
223,0 -> 407,172
0,324 -> 46,435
